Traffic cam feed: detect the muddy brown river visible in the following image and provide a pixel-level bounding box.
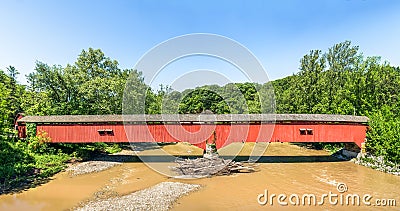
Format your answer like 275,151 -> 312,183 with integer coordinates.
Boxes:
0,143 -> 399,210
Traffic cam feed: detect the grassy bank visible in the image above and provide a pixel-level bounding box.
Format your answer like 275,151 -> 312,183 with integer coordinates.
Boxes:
0,136 -> 121,194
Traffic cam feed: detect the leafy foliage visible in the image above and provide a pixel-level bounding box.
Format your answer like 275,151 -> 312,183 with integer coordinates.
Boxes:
366,106 -> 400,162
0,139 -> 35,185
25,48 -> 136,115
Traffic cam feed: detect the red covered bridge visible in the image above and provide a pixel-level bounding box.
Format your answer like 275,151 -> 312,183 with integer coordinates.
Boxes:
17,114 -> 368,150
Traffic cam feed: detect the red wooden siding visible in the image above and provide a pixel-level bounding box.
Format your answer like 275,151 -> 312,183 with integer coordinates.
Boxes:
36,123 -> 367,149
17,124 -> 26,138
14,114 -> 26,138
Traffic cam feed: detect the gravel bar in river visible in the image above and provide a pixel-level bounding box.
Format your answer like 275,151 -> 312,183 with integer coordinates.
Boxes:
75,182 -> 201,211
67,150 -> 135,176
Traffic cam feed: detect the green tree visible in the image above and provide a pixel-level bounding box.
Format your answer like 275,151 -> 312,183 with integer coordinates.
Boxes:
0,67 -> 24,135
26,48 -> 145,115
178,87 -> 229,114
298,49 -> 326,113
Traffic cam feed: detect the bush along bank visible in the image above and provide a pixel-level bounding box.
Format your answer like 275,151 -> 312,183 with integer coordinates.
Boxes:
357,108 -> 400,176
0,137 -> 71,194
0,124 -> 71,193
0,127 -> 122,194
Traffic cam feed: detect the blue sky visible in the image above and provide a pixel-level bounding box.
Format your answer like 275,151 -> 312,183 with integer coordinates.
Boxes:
1,0 -> 399,90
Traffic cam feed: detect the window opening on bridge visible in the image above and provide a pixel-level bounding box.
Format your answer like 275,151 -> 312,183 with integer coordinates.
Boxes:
299,128 -> 313,135
97,129 -> 114,136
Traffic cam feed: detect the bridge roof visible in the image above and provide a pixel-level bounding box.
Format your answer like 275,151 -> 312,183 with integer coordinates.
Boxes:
18,114 -> 369,124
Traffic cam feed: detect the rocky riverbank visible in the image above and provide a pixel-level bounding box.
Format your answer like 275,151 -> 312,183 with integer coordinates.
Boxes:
354,153 -> 400,176
334,149 -> 399,176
